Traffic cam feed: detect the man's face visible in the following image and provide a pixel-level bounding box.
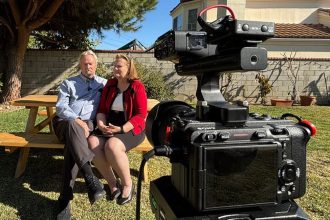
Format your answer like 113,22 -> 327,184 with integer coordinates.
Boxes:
80,54 -> 97,78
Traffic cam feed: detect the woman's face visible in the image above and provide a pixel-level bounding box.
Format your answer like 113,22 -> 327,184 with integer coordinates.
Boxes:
113,58 -> 129,80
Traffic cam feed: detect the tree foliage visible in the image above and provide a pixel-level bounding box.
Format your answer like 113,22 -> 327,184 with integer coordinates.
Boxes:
29,0 -> 157,49
0,0 -> 157,102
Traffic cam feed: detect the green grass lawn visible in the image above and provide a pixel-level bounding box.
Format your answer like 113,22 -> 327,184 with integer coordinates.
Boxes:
0,105 -> 329,220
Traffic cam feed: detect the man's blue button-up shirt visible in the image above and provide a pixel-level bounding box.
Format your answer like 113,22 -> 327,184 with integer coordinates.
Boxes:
56,73 -> 107,120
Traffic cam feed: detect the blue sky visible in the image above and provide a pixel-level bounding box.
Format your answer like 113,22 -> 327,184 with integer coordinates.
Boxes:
93,0 -> 179,50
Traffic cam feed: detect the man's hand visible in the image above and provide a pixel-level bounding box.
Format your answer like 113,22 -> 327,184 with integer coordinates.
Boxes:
75,118 -> 90,137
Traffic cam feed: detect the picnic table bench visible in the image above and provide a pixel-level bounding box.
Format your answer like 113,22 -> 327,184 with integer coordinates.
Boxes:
0,95 -> 159,182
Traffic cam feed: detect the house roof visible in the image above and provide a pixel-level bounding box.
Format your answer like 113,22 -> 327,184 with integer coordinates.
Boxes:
117,39 -> 146,51
318,8 -> 330,15
275,23 -> 330,39
170,2 -> 330,39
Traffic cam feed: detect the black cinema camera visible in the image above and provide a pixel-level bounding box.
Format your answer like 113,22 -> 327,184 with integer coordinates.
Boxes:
145,5 -> 316,220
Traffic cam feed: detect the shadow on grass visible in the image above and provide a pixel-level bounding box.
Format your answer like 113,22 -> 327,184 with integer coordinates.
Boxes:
0,148 -> 98,219
0,148 -> 146,219
0,149 -> 61,219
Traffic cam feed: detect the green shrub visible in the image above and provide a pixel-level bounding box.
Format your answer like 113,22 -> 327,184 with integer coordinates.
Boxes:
95,61 -> 174,100
96,61 -> 174,101
45,61 -> 174,101
95,62 -> 111,79
135,62 -> 174,101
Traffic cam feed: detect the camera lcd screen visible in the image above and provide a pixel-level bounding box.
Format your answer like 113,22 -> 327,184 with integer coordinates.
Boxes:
203,144 -> 278,210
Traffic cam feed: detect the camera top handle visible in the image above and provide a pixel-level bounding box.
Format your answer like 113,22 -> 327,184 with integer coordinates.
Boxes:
197,4 -> 236,34
153,5 -> 274,125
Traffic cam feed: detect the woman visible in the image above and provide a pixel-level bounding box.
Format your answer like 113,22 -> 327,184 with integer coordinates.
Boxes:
88,54 -> 147,205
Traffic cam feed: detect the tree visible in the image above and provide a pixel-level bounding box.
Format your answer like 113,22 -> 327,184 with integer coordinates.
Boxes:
282,52 -> 300,103
0,0 -> 157,103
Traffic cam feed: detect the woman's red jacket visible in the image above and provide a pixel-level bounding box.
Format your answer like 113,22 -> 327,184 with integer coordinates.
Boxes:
97,79 -> 148,135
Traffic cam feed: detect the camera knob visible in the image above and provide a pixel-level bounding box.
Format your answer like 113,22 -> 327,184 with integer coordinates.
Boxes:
242,24 -> 249,31
271,126 -> 284,135
202,132 -> 217,142
261,25 -> 268,32
218,132 -> 230,140
254,131 -> 266,139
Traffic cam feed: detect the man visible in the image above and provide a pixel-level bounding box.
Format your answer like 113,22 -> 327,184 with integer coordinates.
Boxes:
53,50 -> 107,220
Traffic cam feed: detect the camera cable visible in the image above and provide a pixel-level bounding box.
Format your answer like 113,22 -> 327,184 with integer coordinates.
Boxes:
281,113 -> 317,136
135,145 -> 173,220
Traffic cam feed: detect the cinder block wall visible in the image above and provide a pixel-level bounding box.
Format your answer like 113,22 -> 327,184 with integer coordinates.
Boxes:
19,50 -> 190,97
1,49 -> 329,105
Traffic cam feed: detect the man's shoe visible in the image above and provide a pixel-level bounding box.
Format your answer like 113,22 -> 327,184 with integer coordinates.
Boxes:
57,200 -> 71,220
85,175 -> 106,205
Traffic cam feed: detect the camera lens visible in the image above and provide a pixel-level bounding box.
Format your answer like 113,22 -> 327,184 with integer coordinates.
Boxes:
250,55 -> 258,65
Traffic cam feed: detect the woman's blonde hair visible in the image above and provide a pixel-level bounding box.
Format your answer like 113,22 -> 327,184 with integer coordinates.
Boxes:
115,54 -> 139,80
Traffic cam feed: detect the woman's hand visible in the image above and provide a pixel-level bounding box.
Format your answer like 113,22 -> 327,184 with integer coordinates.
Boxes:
98,123 -> 122,137
99,124 -> 114,137
108,123 -> 123,134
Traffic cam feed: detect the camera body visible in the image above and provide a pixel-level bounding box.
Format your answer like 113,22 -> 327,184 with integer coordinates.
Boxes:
147,101 -> 310,212
147,6 -> 314,219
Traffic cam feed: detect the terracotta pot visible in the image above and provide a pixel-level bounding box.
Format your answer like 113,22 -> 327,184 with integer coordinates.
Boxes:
300,96 -> 316,106
270,99 -> 293,107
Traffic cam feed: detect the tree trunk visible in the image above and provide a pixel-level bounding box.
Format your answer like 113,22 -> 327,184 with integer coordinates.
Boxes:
1,28 -> 30,103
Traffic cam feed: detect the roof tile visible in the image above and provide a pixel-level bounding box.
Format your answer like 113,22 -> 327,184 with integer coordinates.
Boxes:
275,23 -> 330,39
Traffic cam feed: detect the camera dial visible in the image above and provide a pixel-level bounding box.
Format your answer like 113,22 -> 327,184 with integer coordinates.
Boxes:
279,159 -> 298,184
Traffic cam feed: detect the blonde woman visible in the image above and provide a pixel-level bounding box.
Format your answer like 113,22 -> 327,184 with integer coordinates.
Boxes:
88,54 -> 147,205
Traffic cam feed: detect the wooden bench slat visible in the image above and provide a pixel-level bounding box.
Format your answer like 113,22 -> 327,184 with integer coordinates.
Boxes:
1,98 -> 158,181
0,133 -> 63,148
0,132 -> 153,181
0,132 -> 152,151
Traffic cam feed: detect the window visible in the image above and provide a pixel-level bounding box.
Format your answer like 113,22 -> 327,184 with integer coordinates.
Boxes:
173,14 -> 183,30
188,9 -> 197,31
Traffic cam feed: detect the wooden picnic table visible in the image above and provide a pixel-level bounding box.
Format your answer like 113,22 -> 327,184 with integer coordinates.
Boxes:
1,95 -> 157,181
9,95 -> 58,177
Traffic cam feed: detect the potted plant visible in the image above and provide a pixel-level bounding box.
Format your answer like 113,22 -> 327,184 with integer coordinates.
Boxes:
300,95 -> 316,106
268,52 -> 297,107
282,52 -> 300,104
299,89 -> 317,106
270,98 -> 294,106
255,72 -> 272,105
254,72 -> 293,107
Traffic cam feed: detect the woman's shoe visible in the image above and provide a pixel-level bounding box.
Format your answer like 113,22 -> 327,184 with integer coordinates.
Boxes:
117,184 -> 134,205
109,180 -> 122,201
